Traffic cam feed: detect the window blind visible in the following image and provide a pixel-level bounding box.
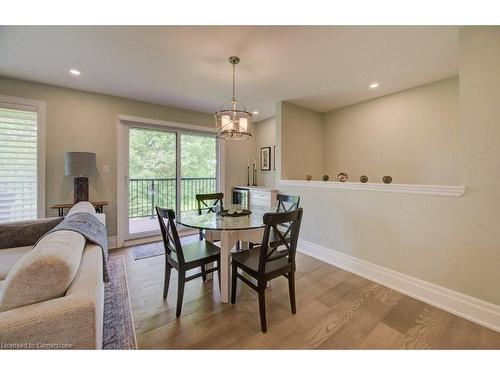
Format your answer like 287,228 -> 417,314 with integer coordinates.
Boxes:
0,107 -> 38,222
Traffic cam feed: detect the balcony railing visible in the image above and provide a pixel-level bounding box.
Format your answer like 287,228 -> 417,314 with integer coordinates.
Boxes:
129,177 -> 217,218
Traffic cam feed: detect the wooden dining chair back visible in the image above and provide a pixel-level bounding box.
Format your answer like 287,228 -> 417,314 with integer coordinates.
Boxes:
231,208 -> 303,332
258,208 -> 303,274
196,193 -> 224,215
196,192 -> 224,245
156,206 -> 185,264
276,193 -> 300,212
248,193 -> 300,249
156,206 -> 221,317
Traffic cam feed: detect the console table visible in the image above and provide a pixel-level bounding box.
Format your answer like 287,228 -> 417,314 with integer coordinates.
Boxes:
51,201 -> 108,216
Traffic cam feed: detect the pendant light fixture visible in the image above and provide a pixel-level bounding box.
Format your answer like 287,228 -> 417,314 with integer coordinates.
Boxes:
214,56 -> 253,140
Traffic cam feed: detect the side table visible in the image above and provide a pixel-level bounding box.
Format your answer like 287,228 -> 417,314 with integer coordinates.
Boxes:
51,201 -> 108,216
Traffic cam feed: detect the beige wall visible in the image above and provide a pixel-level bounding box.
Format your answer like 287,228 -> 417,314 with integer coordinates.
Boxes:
277,27 -> 500,305
0,76 -> 251,236
281,102 -> 323,180
323,77 -> 459,185
224,137 -> 255,194
254,117 -> 276,187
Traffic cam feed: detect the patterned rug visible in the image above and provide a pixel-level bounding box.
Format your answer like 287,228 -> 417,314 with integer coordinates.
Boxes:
103,256 -> 137,349
132,241 -> 164,260
133,235 -> 198,260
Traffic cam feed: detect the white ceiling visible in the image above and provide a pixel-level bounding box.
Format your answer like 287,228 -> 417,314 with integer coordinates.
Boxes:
0,26 -> 459,121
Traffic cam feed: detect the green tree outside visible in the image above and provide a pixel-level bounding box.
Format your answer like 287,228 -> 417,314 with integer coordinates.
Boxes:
128,127 -> 217,217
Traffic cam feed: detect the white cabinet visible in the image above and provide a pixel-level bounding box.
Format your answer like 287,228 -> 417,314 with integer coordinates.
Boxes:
234,186 -> 278,207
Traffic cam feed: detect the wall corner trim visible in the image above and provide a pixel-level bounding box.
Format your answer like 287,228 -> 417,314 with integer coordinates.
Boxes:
108,236 -> 118,250
280,179 -> 466,197
298,238 -> 500,333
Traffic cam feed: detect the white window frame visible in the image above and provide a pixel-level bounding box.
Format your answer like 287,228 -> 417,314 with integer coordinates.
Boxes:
116,114 -> 225,247
0,95 -> 46,219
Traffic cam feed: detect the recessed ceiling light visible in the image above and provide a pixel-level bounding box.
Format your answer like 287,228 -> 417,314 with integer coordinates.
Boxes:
369,82 -> 379,89
69,69 -> 81,76
253,111 -> 259,115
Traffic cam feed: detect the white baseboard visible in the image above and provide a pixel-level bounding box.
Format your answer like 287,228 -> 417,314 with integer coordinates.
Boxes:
111,228 -> 198,250
123,235 -> 163,248
298,238 -> 500,333
108,235 -> 161,250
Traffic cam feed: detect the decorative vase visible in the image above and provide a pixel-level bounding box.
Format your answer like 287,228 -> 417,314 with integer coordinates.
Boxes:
322,175 -> 329,182
359,175 -> 368,183
306,175 -> 312,181
337,172 -> 348,182
382,175 -> 393,184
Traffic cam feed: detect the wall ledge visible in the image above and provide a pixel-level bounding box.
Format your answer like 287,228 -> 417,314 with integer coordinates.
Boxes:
279,179 -> 466,197
299,239 -> 500,333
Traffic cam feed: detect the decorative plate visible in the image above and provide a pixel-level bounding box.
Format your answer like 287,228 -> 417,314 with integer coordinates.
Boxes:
217,209 -> 252,217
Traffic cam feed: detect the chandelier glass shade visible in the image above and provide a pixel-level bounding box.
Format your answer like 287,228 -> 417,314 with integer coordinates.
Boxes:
214,56 -> 253,140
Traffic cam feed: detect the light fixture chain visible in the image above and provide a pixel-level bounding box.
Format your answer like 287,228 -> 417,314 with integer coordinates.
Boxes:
232,62 -> 236,101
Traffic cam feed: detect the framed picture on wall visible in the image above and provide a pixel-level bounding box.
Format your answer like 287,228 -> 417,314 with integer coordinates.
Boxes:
273,145 -> 276,171
261,146 -> 271,171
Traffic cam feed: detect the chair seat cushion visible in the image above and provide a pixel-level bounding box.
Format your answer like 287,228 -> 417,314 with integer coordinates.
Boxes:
169,240 -> 220,266
232,248 -> 290,275
0,245 -> 33,280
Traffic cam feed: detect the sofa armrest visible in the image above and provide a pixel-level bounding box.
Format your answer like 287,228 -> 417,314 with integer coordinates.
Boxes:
0,294 -> 98,349
0,217 -> 63,250
0,243 -> 104,349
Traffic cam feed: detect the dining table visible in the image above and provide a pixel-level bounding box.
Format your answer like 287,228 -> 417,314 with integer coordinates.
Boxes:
177,204 -> 275,303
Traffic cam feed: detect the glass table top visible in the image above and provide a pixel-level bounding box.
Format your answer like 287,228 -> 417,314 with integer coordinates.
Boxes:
177,204 -> 276,231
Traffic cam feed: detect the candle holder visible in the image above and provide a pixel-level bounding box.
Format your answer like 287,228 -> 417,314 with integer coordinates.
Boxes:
252,163 -> 257,186
247,166 -> 250,186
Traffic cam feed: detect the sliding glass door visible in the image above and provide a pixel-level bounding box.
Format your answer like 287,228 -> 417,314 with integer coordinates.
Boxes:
128,127 -> 177,235
126,125 -> 218,239
180,133 -> 217,212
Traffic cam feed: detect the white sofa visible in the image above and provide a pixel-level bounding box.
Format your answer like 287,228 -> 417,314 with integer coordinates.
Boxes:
0,202 -> 105,349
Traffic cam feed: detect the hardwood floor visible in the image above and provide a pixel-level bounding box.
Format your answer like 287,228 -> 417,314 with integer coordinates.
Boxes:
111,240 -> 500,349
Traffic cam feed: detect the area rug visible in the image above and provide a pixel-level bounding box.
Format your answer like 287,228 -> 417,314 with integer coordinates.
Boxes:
132,241 -> 164,260
132,235 -> 198,260
103,256 -> 137,349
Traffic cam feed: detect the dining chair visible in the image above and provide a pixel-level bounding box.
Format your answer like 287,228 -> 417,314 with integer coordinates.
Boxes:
249,193 -> 300,249
196,192 -> 224,239
196,193 -> 224,216
231,208 -> 303,333
156,206 -> 221,318
276,193 -> 300,212
275,193 -> 300,233
196,192 -> 224,280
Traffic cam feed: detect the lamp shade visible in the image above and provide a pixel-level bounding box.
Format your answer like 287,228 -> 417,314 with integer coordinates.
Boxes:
64,152 -> 96,177
214,56 -> 253,140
